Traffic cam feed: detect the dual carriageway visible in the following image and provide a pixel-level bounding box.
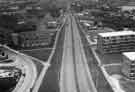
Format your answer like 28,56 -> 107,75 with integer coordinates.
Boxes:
1,14 -> 109,92
60,14 -> 96,92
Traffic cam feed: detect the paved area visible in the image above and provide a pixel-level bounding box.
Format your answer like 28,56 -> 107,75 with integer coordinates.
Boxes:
2,46 -> 38,92
60,14 -> 97,92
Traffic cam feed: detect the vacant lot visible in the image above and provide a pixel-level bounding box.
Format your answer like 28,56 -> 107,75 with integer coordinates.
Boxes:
21,49 -> 52,62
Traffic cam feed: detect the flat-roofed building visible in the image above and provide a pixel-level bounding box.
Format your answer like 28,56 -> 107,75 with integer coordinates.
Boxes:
88,27 -> 114,42
121,2 -> 135,11
19,31 -> 56,48
97,31 -> 135,54
122,52 -> 135,80
11,31 -> 56,49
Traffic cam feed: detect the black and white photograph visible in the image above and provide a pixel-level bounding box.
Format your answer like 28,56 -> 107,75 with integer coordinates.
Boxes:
0,0 -> 135,92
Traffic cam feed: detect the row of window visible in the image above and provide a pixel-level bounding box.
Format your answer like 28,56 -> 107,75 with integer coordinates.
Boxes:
21,40 -> 51,48
17,31 -> 56,48
97,36 -> 135,53
102,35 -> 135,40
99,47 -> 135,53
129,73 -> 135,78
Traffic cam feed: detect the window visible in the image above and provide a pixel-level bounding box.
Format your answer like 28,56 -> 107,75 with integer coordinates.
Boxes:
130,69 -> 135,73
130,64 -> 135,69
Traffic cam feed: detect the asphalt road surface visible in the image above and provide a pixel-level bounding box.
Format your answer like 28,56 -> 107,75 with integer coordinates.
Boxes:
60,14 -> 97,92
2,46 -> 37,92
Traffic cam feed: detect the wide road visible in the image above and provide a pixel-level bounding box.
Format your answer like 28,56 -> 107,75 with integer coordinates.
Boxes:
60,14 -> 77,92
60,14 -> 97,92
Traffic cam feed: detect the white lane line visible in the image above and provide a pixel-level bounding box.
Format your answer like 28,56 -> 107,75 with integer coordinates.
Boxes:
76,15 -> 124,92
73,17 -> 90,92
59,19 -> 68,92
91,48 -> 102,66
80,34 -> 98,92
48,17 -> 66,64
32,62 -> 50,92
72,16 -> 97,92
32,17 -> 66,92
60,15 -> 77,92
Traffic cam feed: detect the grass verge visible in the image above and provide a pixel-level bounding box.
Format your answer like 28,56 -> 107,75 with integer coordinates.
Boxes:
38,24 -> 66,92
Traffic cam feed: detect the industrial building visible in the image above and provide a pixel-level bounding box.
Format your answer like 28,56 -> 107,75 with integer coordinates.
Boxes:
97,31 -> 135,54
122,52 -> 135,80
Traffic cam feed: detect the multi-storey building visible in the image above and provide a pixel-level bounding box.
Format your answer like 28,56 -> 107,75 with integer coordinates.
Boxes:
11,31 -> 56,49
19,31 -> 56,48
97,31 -> 135,54
122,52 -> 135,80
88,27 -> 114,42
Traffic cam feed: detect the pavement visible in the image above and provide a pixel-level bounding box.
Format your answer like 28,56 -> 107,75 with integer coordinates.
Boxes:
32,15 -> 66,92
60,14 -> 77,92
78,16 -> 129,92
2,46 -> 37,92
60,14 -> 97,92
0,13 -> 97,92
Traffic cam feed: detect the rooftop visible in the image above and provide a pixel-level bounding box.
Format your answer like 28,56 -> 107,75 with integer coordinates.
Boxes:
123,52 -> 135,61
98,31 -> 135,37
122,2 -> 135,6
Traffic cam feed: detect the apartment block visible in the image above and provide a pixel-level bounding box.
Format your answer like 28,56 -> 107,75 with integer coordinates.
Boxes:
11,31 -> 56,49
97,31 -> 135,54
19,31 -> 55,48
122,52 -> 135,80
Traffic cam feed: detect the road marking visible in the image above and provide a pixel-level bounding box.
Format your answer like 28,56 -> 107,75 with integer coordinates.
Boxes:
60,14 -> 97,92
32,62 -> 50,92
32,16 -> 66,92
72,16 -> 97,92
60,14 -> 77,92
